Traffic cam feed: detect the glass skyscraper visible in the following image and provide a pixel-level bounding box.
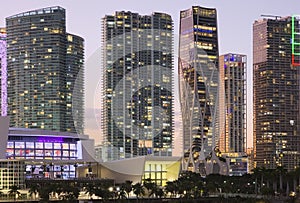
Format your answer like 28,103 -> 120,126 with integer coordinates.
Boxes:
6,6 -> 84,134
102,11 -> 174,160
253,16 -> 300,171
179,6 -> 220,174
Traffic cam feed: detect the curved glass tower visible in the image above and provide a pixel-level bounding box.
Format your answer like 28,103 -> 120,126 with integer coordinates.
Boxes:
6,6 -> 84,134
179,6 -> 222,175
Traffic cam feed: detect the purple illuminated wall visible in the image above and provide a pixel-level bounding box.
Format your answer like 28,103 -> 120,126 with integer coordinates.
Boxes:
0,32 -> 7,116
37,136 -> 64,143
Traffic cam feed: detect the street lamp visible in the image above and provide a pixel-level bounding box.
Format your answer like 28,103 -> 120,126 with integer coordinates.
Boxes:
74,163 -> 78,179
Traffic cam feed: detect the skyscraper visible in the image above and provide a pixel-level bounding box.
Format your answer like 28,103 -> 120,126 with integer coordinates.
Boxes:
179,6 -> 221,174
6,6 -> 84,134
219,53 -> 247,153
0,28 -> 7,116
253,16 -> 300,171
102,11 -> 174,160
65,34 -> 84,134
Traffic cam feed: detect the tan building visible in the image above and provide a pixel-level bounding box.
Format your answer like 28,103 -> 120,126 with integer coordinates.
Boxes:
219,54 -> 247,153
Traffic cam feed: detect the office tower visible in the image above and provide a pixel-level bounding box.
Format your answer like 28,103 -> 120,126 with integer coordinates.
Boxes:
0,28 -> 7,116
219,54 -> 247,153
6,6 -> 84,134
179,6 -> 221,174
253,16 -> 300,171
102,11 -> 174,160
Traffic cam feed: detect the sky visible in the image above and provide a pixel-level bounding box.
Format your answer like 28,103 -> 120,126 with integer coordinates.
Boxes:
0,0 -> 299,155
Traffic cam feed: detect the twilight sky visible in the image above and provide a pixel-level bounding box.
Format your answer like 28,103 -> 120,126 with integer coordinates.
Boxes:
0,0 -> 299,155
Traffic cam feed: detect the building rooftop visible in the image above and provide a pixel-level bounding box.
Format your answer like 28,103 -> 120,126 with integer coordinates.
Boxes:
6,6 -> 64,19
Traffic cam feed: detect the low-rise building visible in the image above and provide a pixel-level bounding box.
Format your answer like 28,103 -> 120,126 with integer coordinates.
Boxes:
0,160 -> 25,189
77,156 -> 181,186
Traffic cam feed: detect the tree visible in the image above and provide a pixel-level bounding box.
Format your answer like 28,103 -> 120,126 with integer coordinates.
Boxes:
28,184 -> 40,200
58,183 -> 80,200
252,167 -> 265,194
8,185 -> 20,201
143,178 -> 157,197
94,186 -> 112,201
84,183 -> 96,199
296,164 -> 300,187
154,187 -> 164,199
133,182 -> 145,200
117,186 -> 127,200
38,183 -> 54,201
121,180 -> 133,199
276,166 -> 287,192
165,181 -> 176,197
270,169 -> 278,193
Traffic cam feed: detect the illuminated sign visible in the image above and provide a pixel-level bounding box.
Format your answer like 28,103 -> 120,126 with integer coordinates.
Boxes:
292,15 -> 300,66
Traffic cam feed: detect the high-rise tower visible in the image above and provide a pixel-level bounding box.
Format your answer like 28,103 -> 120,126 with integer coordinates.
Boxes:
0,28 -> 7,116
6,6 -> 84,134
253,16 -> 300,171
102,11 -> 174,160
65,34 -> 84,134
179,6 -> 222,174
219,53 -> 247,153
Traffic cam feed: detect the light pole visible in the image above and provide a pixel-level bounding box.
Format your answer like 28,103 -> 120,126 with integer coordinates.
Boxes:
74,163 -> 78,179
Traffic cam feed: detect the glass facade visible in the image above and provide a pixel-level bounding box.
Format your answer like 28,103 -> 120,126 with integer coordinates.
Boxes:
5,6 -> 84,134
253,17 -> 300,171
102,11 -> 174,160
6,137 -> 77,160
179,6 -> 219,173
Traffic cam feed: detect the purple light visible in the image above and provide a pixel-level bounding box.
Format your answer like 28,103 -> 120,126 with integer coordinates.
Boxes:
0,32 -> 7,116
37,136 -> 64,143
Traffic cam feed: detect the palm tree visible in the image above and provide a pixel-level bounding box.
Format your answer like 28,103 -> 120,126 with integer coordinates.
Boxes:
94,186 -> 112,201
117,186 -> 127,200
276,165 -> 287,192
56,183 -> 80,200
38,183 -> 55,201
252,167 -> 266,194
265,169 -> 273,188
289,169 -> 298,192
294,164 -> 300,191
143,178 -> 157,197
133,182 -> 145,200
154,187 -> 164,199
270,169 -> 278,193
84,183 -> 96,199
165,181 -> 176,197
28,184 -> 40,200
8,185 -> 20,201
121,180 -> 132,199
